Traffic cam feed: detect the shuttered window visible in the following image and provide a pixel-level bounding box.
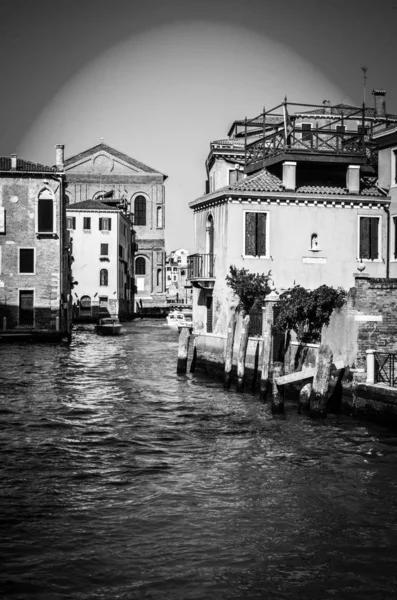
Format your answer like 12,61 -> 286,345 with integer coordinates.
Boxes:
83,217 -> 91,230
99,218 -> 111,231
359,216 -> 379,260
66,216 -> 76,229
100,243 -> 108,256
245,212 -> 267,256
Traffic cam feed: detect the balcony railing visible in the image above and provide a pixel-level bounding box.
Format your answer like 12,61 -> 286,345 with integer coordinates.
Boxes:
187,254 -> 215,280
244,101 -> 380,172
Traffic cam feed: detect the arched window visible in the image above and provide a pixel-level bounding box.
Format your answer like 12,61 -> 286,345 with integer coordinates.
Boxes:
100,269 -> 108,286
80,295 -> 91,312
136,257 -> 146,275
156,206 -> 162,228
38,189 -> 54,233
134,195 -> 146,226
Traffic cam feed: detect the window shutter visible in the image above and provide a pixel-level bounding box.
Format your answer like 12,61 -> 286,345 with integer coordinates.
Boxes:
369,217 -> 379,260
245,213 -> 256,255
229,170 -> 237,186
99,218 -> 103,230
257,213 -> 267,256
108,218 -> 112,231
0,207 -> 5,233
360,217 -> 370,259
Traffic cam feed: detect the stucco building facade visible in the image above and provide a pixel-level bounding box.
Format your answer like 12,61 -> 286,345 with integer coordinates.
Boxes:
64,143 -> 167,307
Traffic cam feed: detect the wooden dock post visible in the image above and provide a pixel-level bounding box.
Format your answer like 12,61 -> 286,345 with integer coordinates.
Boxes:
236,314 -> 250,392
310,344 -> 333,418
177,327 -> 191,374
224,311 -> 237,389
260,319 -> 272,401
271,361 -> 284,413
299,382 -> 312,413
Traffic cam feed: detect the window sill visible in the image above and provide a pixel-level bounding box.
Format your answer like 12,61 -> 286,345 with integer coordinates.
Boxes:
243,255 -> 270,260
357,259 -> 382,263
309,248 -> 322,252
100,230 -> 110,235
100,257 -> 110,262
19,272 -> 35,275
83,229 -> 92,233
36,232 -> 58,239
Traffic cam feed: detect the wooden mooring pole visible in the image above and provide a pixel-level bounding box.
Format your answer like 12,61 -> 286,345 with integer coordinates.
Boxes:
236,314 -> 250,392
177,327 -> 191,374
260,318 -> 273,401
271,361 -> 284,413
224,311 -> 237,389
310,344 -> 333,418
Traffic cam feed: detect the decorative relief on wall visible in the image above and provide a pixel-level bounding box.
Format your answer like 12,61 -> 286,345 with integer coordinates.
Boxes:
92,154 -> 114,173
302,256 -> 327,264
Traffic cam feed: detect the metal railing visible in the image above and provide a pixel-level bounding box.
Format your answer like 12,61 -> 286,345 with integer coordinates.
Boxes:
187,254 -> 215,280
374,352 -> 397,387
248,312 -> 263,337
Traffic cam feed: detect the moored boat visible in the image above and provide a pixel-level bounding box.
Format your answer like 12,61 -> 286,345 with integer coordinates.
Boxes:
95,317 -> 122,336
166,310 -> 193,331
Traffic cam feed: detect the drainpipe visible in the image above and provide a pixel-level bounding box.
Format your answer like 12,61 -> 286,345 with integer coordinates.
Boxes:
384,204 -> 390,279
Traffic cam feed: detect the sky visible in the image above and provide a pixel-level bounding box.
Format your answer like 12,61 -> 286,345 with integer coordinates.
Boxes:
1,0 -> 397,252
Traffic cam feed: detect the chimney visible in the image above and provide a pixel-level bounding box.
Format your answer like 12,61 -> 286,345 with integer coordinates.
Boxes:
11,154 -> 17,170
323,99 -> 331,114
346,165 -> 360,194
372,90 -> 386,119
283,161 -> 296,191
55,144 -> 65,171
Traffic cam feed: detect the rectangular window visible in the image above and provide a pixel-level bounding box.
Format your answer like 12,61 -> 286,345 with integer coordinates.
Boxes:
0,207 -> 5,233
19,249 -> 35,274
66,216 -> 76,229
100,243 -> 109,256
99,217 -> 111,231
119,245 -> 124,259
359,216 -> 380,260
83,217 -> 91,230
358,125 -> 368,136
245,212 -> 267,256
301,123 -> 312,142
394,151 -> 397,185
394,217 -> 397,259
19,290 -> 34,325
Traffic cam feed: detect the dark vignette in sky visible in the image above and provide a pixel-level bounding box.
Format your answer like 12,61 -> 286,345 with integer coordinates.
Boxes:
1,0 -> 396,250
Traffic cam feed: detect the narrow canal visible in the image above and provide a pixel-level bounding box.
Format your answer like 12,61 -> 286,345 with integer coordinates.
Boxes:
1,320 -> 397,599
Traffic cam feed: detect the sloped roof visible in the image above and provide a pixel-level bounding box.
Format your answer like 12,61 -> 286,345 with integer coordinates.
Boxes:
67,199 -> 119,211
296,103 -> 397,121
0,157 -> 57,172
232,169 -> 284,192
64,142 -> 167,179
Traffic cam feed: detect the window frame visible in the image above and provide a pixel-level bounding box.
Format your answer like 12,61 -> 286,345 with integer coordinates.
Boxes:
19,247 -> 35,275
391,148 -> 397,188
301,122 -> 313,143
243,210 -> 270,259
83,216 -> 91,230
135,256 -> 146,275
37,188 -> 55,234
134,195 -> 147,226
99,217 -> 112,231
66,216 -> 76,230
100,268 -> 109,286
19,289 -> 35,326
392,216 -> 397,261
100,243 -> 109,256
357,215 -> 382,262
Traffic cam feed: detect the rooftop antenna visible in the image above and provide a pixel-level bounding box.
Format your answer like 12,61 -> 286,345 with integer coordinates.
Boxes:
361,66 -> 368,106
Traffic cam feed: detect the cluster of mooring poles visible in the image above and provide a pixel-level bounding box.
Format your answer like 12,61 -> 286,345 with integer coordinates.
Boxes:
176,302 -> 337,419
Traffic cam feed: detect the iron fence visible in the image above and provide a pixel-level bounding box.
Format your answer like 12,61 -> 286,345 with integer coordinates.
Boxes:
248,312 -> 263,337
374,352 -> 397,387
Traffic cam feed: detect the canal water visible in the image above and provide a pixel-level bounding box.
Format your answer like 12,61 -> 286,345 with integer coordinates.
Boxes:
1,320 -> 397,599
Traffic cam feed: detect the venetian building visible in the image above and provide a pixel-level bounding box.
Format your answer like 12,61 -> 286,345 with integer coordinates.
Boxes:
64,142 -> 167,306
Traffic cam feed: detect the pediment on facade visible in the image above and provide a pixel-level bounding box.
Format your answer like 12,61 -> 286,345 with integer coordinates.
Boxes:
64,143 -> 167,179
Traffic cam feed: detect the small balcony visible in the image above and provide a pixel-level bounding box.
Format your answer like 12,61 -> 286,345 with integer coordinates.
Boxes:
187,254 -> 215,289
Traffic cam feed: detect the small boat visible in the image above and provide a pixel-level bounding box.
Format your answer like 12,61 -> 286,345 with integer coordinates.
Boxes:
95,317 -> 122,336
166,310 -> 193,331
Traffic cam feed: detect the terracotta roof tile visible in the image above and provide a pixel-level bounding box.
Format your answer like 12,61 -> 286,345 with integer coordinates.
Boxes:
67,199 -> 119,211
231,169 -> 284,192
0,157 -> 57,172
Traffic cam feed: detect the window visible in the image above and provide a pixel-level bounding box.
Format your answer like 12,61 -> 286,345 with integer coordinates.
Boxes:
38,189 -> 54,233
134,196 -> 146,226
19,249 -> 34,274
100,243 -> 108,256
83,217 -> 91,230
393,150 -> 397,185
359,216 -> 380,260
393,217 -> 397,259
301,123 -> 312,142
0,206 -> 5,234
119,245 -> 124,259
66,216 -> 76,230
80,295 -> 91,312
336,125 -> 346,134
358,125 -> 368,136
136,257 -> 146,275
229,170 -> 244,186
99,217 -> 111,231
157,268 -> 162,287
100,269 -> 108,286
99,296 -> 108,312
245,212 -> 267,256
157,206 -> 162,228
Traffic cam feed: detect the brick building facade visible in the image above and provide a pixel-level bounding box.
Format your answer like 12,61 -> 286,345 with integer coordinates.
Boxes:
0,146 -> 72,340
64,143 -> 167,307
